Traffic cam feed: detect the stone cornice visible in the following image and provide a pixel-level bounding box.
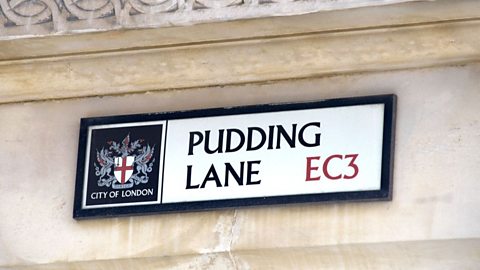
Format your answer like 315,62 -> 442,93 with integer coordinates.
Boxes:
0,0 -> 417,39
0,0 -> 479,104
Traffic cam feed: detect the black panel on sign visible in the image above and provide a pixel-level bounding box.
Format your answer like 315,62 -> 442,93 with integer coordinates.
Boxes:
85,125 -> 162,206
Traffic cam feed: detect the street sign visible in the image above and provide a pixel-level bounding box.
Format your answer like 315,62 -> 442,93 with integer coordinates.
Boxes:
73,94 -> 396,219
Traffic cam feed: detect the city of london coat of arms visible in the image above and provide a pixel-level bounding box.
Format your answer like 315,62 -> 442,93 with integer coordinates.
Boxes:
94,134 -> 155,189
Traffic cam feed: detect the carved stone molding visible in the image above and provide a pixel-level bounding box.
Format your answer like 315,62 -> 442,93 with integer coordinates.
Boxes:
0,0 -> 479,104
0,0 -> 417,39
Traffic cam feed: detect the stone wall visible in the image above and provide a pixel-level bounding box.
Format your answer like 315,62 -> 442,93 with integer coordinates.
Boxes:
1,63 -> 479,268
0,0 -> 479,268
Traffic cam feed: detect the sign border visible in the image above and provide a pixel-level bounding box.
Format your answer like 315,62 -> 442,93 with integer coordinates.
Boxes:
73,94 -> 396,219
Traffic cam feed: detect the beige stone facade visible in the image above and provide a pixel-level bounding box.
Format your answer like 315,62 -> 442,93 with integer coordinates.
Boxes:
0,0 -> 479,269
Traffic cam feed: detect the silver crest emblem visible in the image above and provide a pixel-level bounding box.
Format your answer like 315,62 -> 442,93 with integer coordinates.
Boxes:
94,134 -> 155,189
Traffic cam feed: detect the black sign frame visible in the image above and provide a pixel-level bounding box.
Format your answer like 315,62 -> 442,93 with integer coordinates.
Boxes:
73,94 -> 396,219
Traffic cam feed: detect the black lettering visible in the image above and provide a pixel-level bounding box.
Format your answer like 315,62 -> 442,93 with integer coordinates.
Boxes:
185,165 -> 200,189
225,129 -> 245,153
267,125 -> 275,149
200,164 -> 223,188
204,130 -> 224,154
247,127 -> 266,151
299,122 -> 321,147
224,162 -> 244,186
246,160 -> 261,185
276,124 -> 296,149
188,131 -> 203,155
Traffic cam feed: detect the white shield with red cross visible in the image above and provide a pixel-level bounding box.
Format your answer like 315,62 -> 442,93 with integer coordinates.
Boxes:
114,156 -> 134,184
